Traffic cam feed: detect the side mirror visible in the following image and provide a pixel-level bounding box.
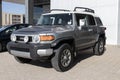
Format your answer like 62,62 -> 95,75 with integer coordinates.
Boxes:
5,30 -> 12,34
5,29 -> 15,35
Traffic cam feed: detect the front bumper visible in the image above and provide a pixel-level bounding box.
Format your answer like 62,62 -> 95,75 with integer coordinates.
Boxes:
7,42 -> 53,60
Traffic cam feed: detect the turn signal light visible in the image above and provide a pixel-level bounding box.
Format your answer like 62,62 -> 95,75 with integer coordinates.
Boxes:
40,35 -> 55,41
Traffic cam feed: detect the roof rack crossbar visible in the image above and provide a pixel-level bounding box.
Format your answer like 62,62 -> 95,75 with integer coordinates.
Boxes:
50,9 -> 70,12
74,7 -> 95,13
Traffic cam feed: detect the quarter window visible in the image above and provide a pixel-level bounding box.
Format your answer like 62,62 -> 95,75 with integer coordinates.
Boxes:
95,17 -> 103,26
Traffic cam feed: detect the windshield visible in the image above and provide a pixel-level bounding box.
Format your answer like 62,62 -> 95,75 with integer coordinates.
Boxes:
37,13 -> 73,26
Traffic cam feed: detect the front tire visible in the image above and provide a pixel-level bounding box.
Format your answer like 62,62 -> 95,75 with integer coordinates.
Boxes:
93,38 -> 105,55
14,56 -> 32,63
51,44 -> 74,72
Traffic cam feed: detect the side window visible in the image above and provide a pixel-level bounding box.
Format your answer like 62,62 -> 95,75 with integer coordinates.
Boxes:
75,14 -> 87,27
95,17 -> 103,26
5,26 -> 17,34
55,14 -> 73,25
86,15 -> 96,26
18,25 -> 26,29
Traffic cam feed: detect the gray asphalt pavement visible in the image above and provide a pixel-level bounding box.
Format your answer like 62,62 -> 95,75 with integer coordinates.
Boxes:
0,45 -> 120,80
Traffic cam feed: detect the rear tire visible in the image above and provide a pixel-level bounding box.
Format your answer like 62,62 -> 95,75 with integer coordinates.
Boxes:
93,38 -> 105,55
14,56 -> 31,63
51,44 -> 74,72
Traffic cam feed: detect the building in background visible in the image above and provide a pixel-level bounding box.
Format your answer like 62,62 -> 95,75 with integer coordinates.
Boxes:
26,0 -> 50,24
1,0 -> 50,25
2,12 -> 24,26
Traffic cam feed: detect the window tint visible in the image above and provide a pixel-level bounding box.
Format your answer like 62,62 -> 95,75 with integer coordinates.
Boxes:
18,25 -> 25,29
95,17 -> 103,26
75,14 -> 96,26
38,13 -> 73,26
75,14 -> 87,26
18,24 -> 29,29
5,26 -> 17,34
86,15 -> 96,26
19,25 -> 25,29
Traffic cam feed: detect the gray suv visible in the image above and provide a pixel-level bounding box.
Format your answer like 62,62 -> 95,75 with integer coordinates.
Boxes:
7,7 -> 106,72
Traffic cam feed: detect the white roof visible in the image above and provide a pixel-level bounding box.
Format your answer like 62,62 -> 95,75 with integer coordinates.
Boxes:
43,10 -> 98,17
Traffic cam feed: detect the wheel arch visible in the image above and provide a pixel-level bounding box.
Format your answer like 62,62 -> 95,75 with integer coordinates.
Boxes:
52,37 -> 75,51
96,33 -> 106,45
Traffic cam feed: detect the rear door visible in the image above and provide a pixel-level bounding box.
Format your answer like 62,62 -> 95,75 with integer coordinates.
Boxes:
84,15 -> 98,46
75,13 -> 97,49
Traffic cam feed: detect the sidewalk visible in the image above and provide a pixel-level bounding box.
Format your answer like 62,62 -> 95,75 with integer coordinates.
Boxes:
0,45 -> 120,80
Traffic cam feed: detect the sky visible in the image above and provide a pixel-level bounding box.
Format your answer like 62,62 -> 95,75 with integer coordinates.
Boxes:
2,1 -> 25,14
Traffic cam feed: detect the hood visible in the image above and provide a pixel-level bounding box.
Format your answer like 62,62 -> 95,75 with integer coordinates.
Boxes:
13,25 -> 73,34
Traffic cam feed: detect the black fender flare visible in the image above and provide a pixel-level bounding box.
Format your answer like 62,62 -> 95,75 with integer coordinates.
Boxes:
95,33 -> 106,44
51,37 -> 75,48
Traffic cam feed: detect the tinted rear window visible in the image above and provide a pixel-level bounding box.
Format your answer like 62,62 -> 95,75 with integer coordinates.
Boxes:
95,17 -> 103,26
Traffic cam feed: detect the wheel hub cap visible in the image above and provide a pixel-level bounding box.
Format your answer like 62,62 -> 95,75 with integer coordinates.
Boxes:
99,41 -> 104,53
61,49 -> 72,67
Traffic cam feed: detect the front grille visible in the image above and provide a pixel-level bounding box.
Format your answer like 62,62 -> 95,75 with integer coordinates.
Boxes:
17,36 -> 24,41
11,47 -> 29,52
16,35 -> 33,43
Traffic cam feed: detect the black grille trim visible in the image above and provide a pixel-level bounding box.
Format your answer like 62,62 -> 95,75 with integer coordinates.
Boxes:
16,36 -> 33,42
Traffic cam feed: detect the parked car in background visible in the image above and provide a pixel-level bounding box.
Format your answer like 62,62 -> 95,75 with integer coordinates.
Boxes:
0,24 -> 30,51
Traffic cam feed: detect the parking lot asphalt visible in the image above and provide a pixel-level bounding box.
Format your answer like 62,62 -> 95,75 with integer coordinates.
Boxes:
0,45 -> 120,80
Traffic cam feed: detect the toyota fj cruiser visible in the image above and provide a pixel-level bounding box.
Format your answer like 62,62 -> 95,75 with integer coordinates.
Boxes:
7,7 -> 106,72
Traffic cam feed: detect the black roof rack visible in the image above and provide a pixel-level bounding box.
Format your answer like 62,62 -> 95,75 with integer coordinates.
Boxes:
50,9 -> 70,12
74,7 -> 95,13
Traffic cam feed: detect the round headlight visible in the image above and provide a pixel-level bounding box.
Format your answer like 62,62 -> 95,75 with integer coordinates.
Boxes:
33,35 -> 40,43
24,36 -> 29,43
11,34 -> 16,42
